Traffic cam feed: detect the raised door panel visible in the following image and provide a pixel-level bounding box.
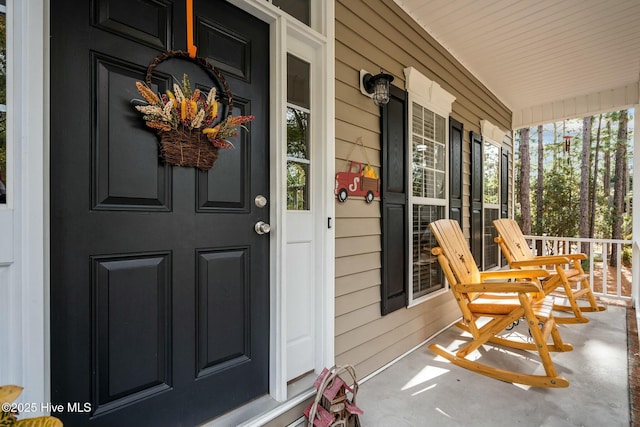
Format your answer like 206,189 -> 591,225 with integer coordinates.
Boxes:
197,100 -> 251,211
92,54 -> 172,210
92,253 -> 171,416
197,249 -> 250,377
92,0 -> 172,49
197,17 -> 250,81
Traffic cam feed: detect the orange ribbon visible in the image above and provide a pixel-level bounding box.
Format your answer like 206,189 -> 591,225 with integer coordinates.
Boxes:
186,0 -> 197,58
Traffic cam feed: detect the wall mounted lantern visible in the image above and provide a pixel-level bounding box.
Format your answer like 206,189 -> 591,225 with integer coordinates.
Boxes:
360,69 -> 394,106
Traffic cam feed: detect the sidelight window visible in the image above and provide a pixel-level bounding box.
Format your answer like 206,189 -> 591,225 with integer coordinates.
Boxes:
286,54 -> 311,211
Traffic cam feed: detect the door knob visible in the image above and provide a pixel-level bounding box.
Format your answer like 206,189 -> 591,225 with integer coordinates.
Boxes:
255,195 -> 268,208
255,221 -> 271,235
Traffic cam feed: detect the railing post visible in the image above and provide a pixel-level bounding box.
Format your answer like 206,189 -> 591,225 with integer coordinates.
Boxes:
633,101 -> 640,341
589,241 -> 595,293
634,241 -> 640,308
602,242 -> 608,296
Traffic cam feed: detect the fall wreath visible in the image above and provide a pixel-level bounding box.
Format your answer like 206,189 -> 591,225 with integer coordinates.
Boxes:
133,50 -> 254,170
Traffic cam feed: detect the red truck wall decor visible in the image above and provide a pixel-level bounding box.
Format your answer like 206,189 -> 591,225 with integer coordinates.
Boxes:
335,161 -> 380,204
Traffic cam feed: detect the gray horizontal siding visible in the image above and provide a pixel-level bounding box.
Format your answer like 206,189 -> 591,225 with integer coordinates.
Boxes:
334,0 -> 512,379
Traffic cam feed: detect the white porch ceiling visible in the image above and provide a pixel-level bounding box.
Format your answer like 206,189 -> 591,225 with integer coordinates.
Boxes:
393,0 -> 640,122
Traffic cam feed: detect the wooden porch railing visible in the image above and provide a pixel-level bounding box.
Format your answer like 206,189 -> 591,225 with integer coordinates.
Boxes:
523,235 -> 633,302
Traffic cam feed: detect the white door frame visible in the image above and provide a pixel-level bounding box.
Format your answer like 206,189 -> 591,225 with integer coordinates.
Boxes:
3,0 -> 334,414
0,0 -> 49,411
228,0 -> 335,401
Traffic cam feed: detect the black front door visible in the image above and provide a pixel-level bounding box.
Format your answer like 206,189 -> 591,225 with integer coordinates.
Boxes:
50,1 -> 269,426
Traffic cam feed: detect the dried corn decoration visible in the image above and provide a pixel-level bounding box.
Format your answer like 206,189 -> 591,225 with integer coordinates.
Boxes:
132,50 -> 256,170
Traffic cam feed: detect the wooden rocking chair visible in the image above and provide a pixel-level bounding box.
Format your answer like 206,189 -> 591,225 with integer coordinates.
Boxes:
493,218 -> 605,324
428,219 -> 573,388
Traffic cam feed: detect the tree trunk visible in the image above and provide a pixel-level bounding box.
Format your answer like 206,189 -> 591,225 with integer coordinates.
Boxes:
603,120 -> 612,206
589,114 -> 602,238
553,123 -> 558,164
623,138 -> 630,235
536,125 -> 544,254
610,110 -> 628,266
579,117 -> 591,253
518,128 -> 532,234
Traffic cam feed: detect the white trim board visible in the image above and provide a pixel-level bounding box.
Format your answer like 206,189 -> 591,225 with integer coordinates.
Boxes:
0,0 -> 49,413
231,0 -> 335,404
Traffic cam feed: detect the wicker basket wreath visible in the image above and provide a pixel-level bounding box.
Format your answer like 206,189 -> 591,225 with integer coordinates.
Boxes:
133,50 -> 254,170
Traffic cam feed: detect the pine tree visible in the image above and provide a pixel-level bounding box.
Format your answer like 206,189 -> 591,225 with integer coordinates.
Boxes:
589,114 -> 602,237
578,117 -> 591,253
535,125 -> 544,255
610,110 -> 628,266
518,128 -> 531,234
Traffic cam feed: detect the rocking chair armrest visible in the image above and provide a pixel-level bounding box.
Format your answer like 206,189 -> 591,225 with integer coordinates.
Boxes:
479,269 -> 550,280
560,253 -> 587,261
454,281 -> 543,294
511,255 -> 571,267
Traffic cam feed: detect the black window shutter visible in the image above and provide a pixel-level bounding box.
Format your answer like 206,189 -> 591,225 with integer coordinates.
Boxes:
500,147 -> 510,218
449,118 -> 463,225
469,131 -> 483,267
380,85 -> 408,315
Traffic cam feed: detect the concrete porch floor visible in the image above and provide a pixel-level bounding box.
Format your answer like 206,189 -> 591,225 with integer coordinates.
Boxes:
357,304 -> 630,427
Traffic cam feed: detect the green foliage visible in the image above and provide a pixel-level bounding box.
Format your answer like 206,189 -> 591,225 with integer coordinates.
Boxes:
0,13 -> 6,105
483,142 -> 500,204
622,244 -> 632,267
0,138 -> 5,177
514,112 -> 633,239
286,107 -> 309,210
542,158 -> 579,237
286,108 -> 308,159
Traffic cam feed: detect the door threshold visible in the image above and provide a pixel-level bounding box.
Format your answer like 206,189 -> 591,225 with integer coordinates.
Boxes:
286,371 -> 316,397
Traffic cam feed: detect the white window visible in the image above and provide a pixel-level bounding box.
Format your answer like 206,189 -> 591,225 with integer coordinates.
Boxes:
404,67 -> 455,305
410,103 -> 446,299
